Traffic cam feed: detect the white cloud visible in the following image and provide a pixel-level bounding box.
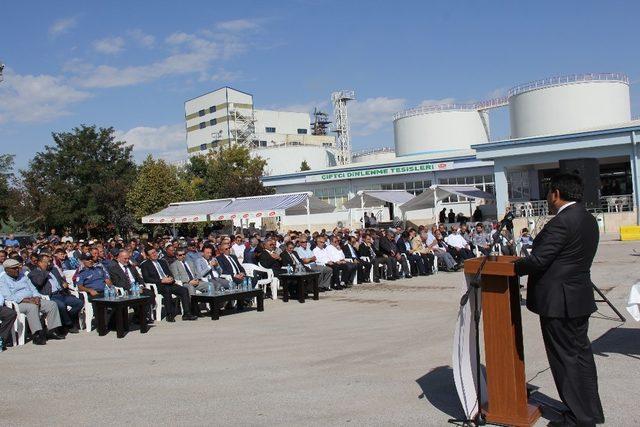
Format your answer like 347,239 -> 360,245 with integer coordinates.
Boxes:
128,29 -> 155,47
49,17 -> 77,36
73,29 -> 245,88
0,68 -> 91,124
115,124 -> 187,161
349,97 -> 406,136
93,36 -> 125,54
216,19 -> 259,32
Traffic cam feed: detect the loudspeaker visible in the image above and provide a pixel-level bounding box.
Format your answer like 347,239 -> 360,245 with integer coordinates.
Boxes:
559,158 -> 600,208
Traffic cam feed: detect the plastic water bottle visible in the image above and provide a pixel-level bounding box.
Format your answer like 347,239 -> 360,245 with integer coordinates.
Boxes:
228,278 -> 235,291
244,277 -> 250,290
287,265 -> 292,275
0,337 -> 3,353
132,281 -> 138,297
104,286 -> 111,299
207,282 -> 213,295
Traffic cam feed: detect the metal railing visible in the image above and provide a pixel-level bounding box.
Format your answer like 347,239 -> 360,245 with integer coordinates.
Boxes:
393,100 -> 504,121
507,194 -> 634,217
352,147 -> 395,158
507,72 -> 629,98
597,194 -> 633,213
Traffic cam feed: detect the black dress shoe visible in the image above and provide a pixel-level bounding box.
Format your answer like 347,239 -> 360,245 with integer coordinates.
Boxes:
47,330 -> 66,340
67,325 -> 80,334
182,314 -> 198,321
332,285 -> 344,290
373,279 -> 381,283
32,331 -> 47,345
166,316 -> 176,322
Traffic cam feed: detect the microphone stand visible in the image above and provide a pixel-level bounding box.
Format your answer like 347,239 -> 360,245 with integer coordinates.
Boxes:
449,218 -> 512,426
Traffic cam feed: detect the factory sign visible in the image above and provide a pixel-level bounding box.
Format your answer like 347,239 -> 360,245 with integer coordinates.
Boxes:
307,161 -> 453,182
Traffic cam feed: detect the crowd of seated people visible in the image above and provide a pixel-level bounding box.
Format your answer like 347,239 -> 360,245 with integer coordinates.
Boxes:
0,220 -> 530,350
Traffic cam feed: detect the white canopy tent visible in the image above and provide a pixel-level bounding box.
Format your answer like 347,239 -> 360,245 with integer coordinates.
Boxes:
400,185 -> 495,220
141,199 -> 233,224
343,190 -> 415,228
211,192 -> 335,231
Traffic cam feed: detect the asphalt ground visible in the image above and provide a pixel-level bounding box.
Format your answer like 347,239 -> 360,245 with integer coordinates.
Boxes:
2,237 -> 639,426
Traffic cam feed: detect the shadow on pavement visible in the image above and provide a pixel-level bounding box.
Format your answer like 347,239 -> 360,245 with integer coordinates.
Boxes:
415,365 -> 465,420
592,326 -> 640,360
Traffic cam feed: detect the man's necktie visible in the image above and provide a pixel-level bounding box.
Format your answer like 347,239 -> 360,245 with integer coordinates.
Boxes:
183,261 -> 194,280
154,261 -> 166,278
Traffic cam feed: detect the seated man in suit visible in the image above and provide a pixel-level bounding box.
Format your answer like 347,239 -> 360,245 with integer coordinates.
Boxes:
170,249 -> 211,296
358,234 -> 396,283
281,241 -> 306,272
189,245 -> 231,290
108,249 -> 155,322
258,238 -> 283,277
140,247 -> 197,322
378,231 -> 403,279
216,242 -> 251,286
410,229 -> 434,275
0,258 -> 65,345
0,300 -> 17,350
396,231 -> 425,277
294,237 -> 332,291
342,235 -> 369,284
29,253 -> 83,334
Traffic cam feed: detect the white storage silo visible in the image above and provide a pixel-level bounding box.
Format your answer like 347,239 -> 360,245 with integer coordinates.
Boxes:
508,73 -> 630,139
393,106 -> 490,157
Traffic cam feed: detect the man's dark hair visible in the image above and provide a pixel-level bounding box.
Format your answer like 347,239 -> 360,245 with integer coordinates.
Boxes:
549,173 -> 583,202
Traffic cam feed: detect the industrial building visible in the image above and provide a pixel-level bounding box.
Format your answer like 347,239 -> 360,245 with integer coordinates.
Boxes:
184,87 -> 337,175
261,73 -> 638,232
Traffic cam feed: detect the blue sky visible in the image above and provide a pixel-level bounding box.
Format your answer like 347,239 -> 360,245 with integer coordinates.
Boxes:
2,0 -> 640,170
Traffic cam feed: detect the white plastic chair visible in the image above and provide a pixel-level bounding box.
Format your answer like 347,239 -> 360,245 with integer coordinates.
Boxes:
243,263 -> 279,300
141,282 -> 164,321
5,300 -> 26,346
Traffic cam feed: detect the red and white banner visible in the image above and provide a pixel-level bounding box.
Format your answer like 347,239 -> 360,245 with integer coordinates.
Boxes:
214,210 -> 281,221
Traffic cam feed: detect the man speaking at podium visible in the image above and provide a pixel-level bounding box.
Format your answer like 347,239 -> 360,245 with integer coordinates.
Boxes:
514,173 -> 604,427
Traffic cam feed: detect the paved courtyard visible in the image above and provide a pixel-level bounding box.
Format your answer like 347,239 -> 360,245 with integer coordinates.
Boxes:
2,237 -> 639,426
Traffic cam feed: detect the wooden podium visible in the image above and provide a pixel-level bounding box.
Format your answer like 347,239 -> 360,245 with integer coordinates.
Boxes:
463,256 -> 541,427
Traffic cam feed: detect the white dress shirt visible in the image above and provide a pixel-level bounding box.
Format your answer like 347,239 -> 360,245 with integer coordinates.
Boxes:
231,243 -> 245,260
326,245 -> 346,262
312,247 -> 332,266
557,201 -> 577,214
445,233 -> 469,249
119,262 -> 135,284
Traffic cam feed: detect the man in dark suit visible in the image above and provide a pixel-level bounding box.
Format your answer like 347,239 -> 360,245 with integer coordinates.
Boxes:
258,238 -> 283,277
140,247 -> 197,322
216,242 -> 249,285
342,236 -> 368,283
29,253 -> 83,334
280,242 -> 307,271
378,231 -> 403,279
108,249 -> 155,322
395,231 -> 425,276
514,173 -> 604,427
358,234 -> 395,283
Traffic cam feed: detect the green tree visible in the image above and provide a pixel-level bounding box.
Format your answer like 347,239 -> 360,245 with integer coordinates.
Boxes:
0,154 -> 15,222
126,155 -> 194,223
184,145 -> 274,200
20,125 -> 137,236
300,160 -> 311,171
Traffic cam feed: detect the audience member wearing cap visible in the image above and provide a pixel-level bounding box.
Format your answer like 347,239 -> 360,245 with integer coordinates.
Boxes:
0,259 -> 65,345
161,242 -> 177,266
76,252 -> 115,300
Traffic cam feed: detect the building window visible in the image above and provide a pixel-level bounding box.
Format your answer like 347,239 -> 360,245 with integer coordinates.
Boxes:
209,118 -> 217,126
438,175 -> 495,203
259,140 -> 267,147
297,128 -> 308,134
209,106 -> 216,113
313,186 -> 348,209
265,127 -> 276,133
199,122 -> 206,129
200,143 -> 208,151
198,109 -> 205,117
380,180 -> 431,195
